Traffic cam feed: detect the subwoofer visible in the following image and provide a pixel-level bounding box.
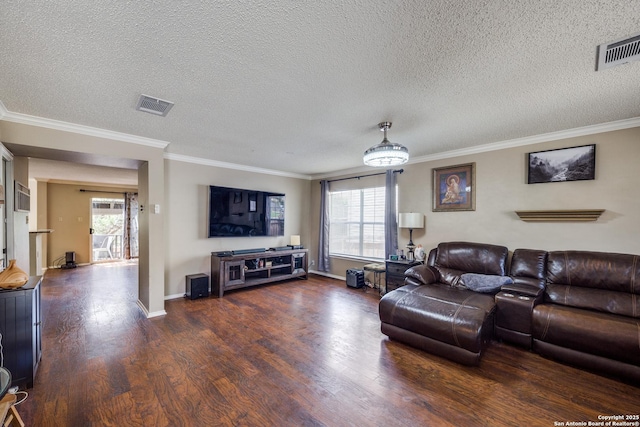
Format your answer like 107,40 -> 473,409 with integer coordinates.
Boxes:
346,269 -> 365,289
185,274 -> 209,299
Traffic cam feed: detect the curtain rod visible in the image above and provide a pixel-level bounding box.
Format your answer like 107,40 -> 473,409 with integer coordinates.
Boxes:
79,189 -> 138,195
322,169 -> 404,184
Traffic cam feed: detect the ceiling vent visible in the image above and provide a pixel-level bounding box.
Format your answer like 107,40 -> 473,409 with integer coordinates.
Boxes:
596,32 -> 640,71
135,94 -> 174,117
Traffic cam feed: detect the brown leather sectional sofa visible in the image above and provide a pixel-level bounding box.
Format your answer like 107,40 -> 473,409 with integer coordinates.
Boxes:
379,241 -> 509,366
379,241 -> 640,383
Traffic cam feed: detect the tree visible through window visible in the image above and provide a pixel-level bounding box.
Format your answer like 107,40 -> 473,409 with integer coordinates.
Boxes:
329,186 -> 385,259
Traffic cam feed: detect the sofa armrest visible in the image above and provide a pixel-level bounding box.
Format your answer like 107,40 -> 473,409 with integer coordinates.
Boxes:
404,264 -> 439,286
500,283 -> 544,299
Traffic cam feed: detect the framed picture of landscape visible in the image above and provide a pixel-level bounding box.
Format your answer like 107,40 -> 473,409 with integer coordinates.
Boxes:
527,144 -> 596,184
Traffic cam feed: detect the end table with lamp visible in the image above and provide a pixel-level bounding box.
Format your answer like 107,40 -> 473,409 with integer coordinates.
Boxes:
398,212 -> 424,261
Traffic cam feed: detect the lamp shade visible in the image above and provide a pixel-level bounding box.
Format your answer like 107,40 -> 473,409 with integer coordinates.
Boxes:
398,212 -> 424,229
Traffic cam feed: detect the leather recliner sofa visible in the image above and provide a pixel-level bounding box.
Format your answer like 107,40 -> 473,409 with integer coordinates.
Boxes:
379,241 -> 509,366
379,242 -> 640,383
498,249 -> 640,383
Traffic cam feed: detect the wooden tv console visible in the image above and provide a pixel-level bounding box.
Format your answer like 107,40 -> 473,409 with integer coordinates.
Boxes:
211,248 -> 308,297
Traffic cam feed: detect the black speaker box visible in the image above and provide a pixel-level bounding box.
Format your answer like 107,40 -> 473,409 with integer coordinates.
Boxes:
186,274 -> 209,299
346,269 -> 365,288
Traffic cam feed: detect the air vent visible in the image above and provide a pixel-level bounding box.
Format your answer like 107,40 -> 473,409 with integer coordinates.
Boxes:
596,32 -> 640,71
135,94 -> 174,117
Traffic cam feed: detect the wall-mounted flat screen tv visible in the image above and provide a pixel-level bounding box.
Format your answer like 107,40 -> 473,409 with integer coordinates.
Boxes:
208,185 -> 285,237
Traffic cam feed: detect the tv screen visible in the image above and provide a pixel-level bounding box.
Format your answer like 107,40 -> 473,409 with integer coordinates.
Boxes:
208,185 -> 285,237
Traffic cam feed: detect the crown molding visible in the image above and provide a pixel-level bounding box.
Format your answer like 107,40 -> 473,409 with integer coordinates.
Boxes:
0,101 -> 8,119
164,152 -> 312,180
0,100 -> 170,149
311,116 -> 640,180
407,116 -> 640,164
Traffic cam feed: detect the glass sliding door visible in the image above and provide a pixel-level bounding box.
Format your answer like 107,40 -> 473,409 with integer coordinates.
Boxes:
90,197 -> 125,263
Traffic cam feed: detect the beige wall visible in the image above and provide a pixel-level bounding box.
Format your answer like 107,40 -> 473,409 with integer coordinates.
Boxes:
0,120 -> 166,315
309,127 -> 640,278
46,182 -> 136,266
164,159 -> 311,297
12,157 -> 29,271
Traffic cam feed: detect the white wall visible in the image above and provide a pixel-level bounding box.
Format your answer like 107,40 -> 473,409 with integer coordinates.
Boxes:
309,127 -> 640,278
164,159 -> 311,298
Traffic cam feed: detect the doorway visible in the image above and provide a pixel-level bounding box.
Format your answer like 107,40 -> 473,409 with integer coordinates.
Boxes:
90,197 -> 125,263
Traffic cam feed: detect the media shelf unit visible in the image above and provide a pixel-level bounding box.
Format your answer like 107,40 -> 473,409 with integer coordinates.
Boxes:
211,248 -> 308,297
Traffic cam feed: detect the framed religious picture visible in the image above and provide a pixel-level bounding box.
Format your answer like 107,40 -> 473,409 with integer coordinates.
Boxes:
432,162 -> 475,212
527,144 -> 595,184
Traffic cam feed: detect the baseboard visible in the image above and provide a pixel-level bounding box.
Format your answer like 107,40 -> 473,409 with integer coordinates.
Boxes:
47,262 -> 90,269
309,269 -> 345,281
165,293 -> 186,300
137,299 -> 167,318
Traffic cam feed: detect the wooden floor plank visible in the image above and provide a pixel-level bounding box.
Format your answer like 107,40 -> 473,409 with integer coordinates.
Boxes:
16,261 -> 640,426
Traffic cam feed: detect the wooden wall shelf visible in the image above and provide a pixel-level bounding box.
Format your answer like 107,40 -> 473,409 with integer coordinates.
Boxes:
515,209 -> 605,222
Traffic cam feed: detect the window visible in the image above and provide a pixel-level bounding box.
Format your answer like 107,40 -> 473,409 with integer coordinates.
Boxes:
329,186 -> 385,259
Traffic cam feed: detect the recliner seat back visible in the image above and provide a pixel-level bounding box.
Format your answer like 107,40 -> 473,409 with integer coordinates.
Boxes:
431,241 -> 509,287
546,251 -> 640,318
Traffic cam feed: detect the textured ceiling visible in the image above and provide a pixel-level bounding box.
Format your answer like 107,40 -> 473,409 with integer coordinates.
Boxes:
1,1 -> 639,176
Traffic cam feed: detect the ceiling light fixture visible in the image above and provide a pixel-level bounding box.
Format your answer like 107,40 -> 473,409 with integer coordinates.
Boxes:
363,122 -> 409,167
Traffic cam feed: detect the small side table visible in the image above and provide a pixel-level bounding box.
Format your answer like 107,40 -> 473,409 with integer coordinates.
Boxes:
385,259 -> 422,294
363,263 -> 386,294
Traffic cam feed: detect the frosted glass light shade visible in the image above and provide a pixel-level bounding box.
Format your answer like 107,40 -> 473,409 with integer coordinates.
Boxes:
363,122 -> 409,167
398,213 -> 424,229
363,141 -> 409,167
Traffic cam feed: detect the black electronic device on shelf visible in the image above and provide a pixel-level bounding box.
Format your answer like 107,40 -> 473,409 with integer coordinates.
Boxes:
213,251 -> 233,257
232,248 -> 266,255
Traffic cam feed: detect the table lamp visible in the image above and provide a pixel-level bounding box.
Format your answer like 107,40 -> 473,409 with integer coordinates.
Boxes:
398,213 -> 424,261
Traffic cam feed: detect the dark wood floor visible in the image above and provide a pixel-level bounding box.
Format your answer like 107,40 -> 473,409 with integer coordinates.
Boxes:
17,263 -> 640,426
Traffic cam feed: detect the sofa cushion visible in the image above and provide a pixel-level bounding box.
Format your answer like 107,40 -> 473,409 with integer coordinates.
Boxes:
545,284 -> 640,318
437,266 -> 465,287
547,251 -> 640,293
510,249 -> 547,290
461,273 -> 513,293
546,251 -> 640,318
404,265 -> 439,286
435,242 -> 509,276
379,284 -> 496,353
532,304 -> 640,365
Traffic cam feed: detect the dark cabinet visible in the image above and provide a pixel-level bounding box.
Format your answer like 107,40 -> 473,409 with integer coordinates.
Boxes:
385,259 -> 421,293
0,276 -> 42,389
